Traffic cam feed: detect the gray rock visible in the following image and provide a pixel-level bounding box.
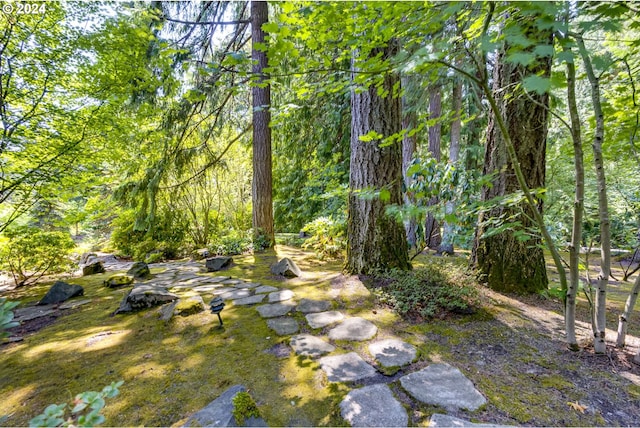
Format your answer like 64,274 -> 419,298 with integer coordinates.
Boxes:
116,285 -> 178,314
38,281 -> 84,305
13,305 -> 56,322
206,256 -> 233,272
328,317 -> 377,341
256,302 -> 296,318
232,294 -> 266,306
340,384 -> 408,427
429,414 -> 513,427
160,296 -> 205,321
305,311 -> 344,329
103,274 -> 134,288
220,289 -> 252,300
127,261 -> 150,279
192,248 -> 210,260
290,334 -> 335,358
368,339 -> 417,368
82,261 -> 105,276
267,317 -> 299,335
183,384 -> 266,427
80,252 -> 97,265
296,298 -> 331,313
268,289 -> 295,303
59,299 -> 92,310
220,278 -> 243,285
254,285 -> 279,294
400,363 -> 487,411
318,352 -> 378,382
192,284 -> 225,293
211,287 -> 235,295
207,276 -> 231,283
270,257 -> 302,278
235,282 -> 260,289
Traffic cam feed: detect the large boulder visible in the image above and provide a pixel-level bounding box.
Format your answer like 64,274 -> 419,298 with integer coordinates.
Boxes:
115,285 -> 178,314
82,261 -> 105,276
127,261 -> 150,279
103,274 -> 134,289
80,252 -> 97,265
270,257 -> 302,278
159,295 -> 205,321
38,281 -> 84,305
206,256 -> 233,272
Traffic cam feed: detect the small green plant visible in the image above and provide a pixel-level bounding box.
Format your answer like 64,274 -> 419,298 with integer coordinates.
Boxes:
232,391 -> 260,426
28,381 -> 123,427
0,298 -> 19,340
301,216 -> 346,260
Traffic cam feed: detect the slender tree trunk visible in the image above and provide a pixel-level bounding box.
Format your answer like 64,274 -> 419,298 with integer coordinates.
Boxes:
424,85 -> 442,249
473,28 -> 551,294
576,34 -> 610,354
439,75 -> 462,255
251,0 -> 274,247
401,75 -> 417,250
565,44 -> 584,351
346,41 -> 410,274
617,273 -> 640,348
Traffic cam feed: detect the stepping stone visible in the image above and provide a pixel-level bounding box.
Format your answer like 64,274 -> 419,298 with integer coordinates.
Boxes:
219,289 -> 252,300
429,414 -> 513,427
368,339 -> 417,368
59,299 -> 92,310
318,352 -> 378,382
296,298 -> 331,313
205,256 -> 232,272
400,363 -> 487,411
233,294 -> 266,306
267,318 -> 299,335
306,311 -> 344,329
290,334 -> 335,358
235,282 -> 260,289
254,285 -> 279,294
256,302 -> 296,318
220,278 -> 244,285
340,384 -> 408,427
328,317 -> 377,341
268,290 -> 295,303
191,284 -> 224,293
211,287 -> 234,295
206,276 -> 231,283
184,385 -> 266,427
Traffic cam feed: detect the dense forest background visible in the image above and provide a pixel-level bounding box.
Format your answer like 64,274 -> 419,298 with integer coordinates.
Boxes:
2,1 -> 640,353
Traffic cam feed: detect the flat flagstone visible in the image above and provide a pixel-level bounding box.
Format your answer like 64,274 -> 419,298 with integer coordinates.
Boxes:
429,414 -> 513,427
340,384 -> 408,427
219,289 -> 252,300
290,334 -> 335,358
306,311 -> 344,329
318,352 -> 378,382
268,289 -> 295,302
205,275 -> 231,283
254,285 -> 279,294
400,363 -> 487,411
211,287 -> 234,295
191,284 -> 225,293
328,317 -> 377,341
256,302 -> 296,318
267,317 -> 299,335
235,282 -> 261,289
59,299 -> 92,310
368,338 -> 417,368
232,294 -> 266,306
296,298 -> 331,313
220,278 -> 244,285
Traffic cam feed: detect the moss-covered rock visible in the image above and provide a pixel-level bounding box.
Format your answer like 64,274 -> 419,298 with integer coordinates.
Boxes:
103,274 -> 134,289
127,261 -> 150,279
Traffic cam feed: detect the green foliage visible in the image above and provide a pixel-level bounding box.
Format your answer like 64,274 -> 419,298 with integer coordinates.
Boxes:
301,216 -> 346,260
0,298 -> 20,340
28,381 -> 123,428
0,228 -> 75,287
232,392 -> 260,426
371,260 -> 479,320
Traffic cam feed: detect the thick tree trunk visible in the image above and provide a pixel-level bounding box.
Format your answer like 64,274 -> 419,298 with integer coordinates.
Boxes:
424,85 -> 442,249
473,31 -> 551,294
439,76 -> 462,255
251,0 -> 274,247
401,75 -> 417,250
346,42 -> 410,274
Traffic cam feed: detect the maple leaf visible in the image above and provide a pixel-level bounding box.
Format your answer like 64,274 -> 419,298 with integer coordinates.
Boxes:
567,401 -> 588,413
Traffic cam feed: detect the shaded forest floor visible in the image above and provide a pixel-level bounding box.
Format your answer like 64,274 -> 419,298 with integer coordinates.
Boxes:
1,247 -> 640,426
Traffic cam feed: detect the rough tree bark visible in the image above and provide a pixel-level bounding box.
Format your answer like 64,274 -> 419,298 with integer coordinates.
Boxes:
401,75 -> 417,250
424,85 -> 442,249
251,0 -> 274,247
346,41 -> 410,274
473,28 -> 551,294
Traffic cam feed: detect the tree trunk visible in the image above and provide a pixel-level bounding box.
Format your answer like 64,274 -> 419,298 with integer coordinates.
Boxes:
424,85 -> 442,249
251,0 -> 274,247
617,273 -> 640,348
439,75 -> 462,255
346,42 -> 410,274
401,75 -> 417,250
473,31 -> 551,294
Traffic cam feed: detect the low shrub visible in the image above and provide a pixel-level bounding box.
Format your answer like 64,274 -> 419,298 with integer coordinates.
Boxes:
370,259 -> 479,320
0,298 -> 19,340
301,216 -> 346,260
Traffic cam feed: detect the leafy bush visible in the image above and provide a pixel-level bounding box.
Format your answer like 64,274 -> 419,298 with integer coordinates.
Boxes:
29,381 -> 123,427
210,230 -> 252,256
371,260 -> 479,320
301,216 -> 346,260
0,227 -> 75,287
232,391 -> 260,426
0,298 -> 19,340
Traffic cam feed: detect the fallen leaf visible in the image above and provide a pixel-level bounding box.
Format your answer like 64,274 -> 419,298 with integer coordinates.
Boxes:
567,401 -> 587,413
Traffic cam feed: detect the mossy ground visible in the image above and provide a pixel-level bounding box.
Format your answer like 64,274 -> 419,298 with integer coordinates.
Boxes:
1,248 -> 640,426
